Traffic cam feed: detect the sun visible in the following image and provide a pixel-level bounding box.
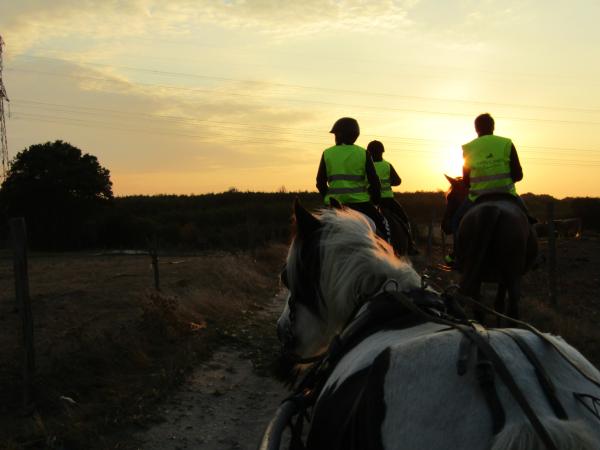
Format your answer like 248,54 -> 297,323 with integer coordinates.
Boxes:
441,148 -> 464,177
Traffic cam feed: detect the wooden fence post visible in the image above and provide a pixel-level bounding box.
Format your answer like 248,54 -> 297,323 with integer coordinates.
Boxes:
546,202 -> 558,307
9,217 -> 35,412
149,235 -> 160,291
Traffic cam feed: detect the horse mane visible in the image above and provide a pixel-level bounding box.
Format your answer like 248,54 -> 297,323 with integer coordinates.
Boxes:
315,207 -> 421,335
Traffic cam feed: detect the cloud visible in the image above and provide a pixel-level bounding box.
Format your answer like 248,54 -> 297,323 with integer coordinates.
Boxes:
1,0 -> 416,57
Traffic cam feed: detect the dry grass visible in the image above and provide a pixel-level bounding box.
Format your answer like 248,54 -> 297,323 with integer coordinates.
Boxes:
0,244 -> 288,449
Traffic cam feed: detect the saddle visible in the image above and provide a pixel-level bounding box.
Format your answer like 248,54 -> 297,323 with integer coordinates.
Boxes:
475,193 -> 537,224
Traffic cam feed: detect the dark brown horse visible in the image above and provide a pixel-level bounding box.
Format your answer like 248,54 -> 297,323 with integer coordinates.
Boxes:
381,206 -> 410,256
441,175 -> 538,324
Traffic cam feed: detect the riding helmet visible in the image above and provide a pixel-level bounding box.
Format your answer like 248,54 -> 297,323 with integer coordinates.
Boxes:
367,140 -> 384,155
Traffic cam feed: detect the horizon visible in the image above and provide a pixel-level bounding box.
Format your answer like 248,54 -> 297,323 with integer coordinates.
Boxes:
1,1 -> 600,198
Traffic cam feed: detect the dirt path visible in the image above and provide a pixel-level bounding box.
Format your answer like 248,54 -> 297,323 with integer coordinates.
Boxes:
134,295 -> 289,450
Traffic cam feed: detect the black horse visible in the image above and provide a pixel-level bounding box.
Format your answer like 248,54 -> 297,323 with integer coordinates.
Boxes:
441,176 -> 537,324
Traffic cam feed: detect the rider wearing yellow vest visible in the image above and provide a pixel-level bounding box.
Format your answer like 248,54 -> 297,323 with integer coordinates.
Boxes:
322,144 -> 371,205
463,135 -> 518,201
316,118 -> 388,239
374,159 -> 394,199
446,113 -> 533,265
367,140 -> 418,254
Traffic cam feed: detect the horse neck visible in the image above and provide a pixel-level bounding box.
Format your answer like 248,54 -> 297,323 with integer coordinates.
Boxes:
319,239 -> 421,335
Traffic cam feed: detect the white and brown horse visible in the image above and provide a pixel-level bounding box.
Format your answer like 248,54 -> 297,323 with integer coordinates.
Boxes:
267,201 -> 600,450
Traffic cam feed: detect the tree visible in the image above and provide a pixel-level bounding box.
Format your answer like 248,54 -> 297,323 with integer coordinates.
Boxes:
0,140 -> 113,249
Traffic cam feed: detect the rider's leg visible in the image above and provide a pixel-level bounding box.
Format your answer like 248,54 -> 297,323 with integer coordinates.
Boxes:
515,195 -> 537,224
384,198 -> 410,226
452,198 -> 474,236
446,198 -> 474,265
381,198 -> 418,254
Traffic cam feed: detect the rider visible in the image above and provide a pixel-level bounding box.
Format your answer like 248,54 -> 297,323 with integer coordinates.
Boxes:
366,140 -> 418,254
316,117 -> 389,240
445,112 -> 533,265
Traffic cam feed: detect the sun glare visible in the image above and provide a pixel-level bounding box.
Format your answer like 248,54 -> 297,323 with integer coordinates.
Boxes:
440,148 -> 464,177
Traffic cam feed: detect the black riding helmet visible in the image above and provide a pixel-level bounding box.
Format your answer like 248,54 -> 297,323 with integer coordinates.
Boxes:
330,117 -> 360,145
367,140 -> 384,161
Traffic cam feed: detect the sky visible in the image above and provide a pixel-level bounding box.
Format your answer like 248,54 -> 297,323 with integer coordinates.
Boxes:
1,0 -> 600,198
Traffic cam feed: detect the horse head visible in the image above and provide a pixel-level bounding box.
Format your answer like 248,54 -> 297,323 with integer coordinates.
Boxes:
277,199 -> 421,361
441,174 -> 468,235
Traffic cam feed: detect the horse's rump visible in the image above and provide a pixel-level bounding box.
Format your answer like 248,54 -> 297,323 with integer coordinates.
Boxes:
457,200 -> 535,283
308,327 -> 600,450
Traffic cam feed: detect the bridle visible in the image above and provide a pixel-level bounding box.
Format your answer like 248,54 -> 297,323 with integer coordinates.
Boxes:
279,257 -> 330,365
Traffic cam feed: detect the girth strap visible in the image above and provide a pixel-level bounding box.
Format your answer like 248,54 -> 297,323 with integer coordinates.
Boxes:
498,329 -> 568,420
473,326 -> 506,435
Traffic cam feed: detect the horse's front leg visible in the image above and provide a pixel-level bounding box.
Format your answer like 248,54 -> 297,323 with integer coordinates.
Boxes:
494,283 -> 507,327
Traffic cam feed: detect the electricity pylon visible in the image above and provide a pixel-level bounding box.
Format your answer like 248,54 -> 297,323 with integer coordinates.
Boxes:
0,34 -> 9,182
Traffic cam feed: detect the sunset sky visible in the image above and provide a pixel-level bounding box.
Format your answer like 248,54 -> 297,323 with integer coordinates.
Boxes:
1,1 -> 599,198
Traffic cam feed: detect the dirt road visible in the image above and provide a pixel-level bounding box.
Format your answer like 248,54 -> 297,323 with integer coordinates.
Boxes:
134,295 -> 289,450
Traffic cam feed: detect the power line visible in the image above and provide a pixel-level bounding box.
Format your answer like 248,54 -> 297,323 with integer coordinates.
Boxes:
15,54 -> 600,115
11,98 -> 600,157
11,110 -> 600,168
8,67 -> 600,127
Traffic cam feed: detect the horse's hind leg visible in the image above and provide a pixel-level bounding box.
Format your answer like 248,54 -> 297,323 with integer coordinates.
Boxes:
494,283 -> 507,327
506,278 -> 521,321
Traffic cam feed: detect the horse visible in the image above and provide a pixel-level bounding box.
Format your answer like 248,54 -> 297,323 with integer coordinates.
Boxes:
441,175 -> 538,324
267,201 -> 600,450
379,203 -> 411,256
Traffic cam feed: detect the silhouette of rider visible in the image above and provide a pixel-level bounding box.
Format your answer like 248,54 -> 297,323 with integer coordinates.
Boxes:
316,118 -> 389,240
446,113 -> 534,264
366,140 -> 418,254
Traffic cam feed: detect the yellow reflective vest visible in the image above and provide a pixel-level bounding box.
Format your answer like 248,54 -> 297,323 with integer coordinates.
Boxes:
374,160 -> 393,198
462,135 -> 517,201
323,144 -> 370,205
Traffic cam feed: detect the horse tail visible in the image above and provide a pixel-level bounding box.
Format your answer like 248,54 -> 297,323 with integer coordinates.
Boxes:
460,204 -> 501,290
491,419 -> 598,450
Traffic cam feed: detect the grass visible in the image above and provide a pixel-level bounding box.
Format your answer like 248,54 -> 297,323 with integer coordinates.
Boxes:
0,245 -> 287,449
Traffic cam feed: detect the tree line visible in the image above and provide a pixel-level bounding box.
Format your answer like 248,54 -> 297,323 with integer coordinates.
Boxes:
1,140 -> 598,251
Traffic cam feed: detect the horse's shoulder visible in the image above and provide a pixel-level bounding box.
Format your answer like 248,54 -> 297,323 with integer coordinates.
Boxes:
311,347 -> 391,450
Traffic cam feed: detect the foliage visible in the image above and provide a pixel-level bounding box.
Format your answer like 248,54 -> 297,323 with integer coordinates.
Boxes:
1,161 -> 599,251
0,140 -> 113,249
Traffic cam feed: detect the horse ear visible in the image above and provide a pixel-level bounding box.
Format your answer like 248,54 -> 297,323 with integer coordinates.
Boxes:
329,197 -> 343,210
444,174 -> 456,185
294,198 -> 321,237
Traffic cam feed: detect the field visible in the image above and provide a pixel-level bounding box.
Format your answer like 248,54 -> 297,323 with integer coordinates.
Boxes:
0,229 -> 599,449
0,246 -> 287,449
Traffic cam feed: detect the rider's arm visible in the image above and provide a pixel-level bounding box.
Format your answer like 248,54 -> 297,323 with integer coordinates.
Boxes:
389,164 -> 402,186
462,166 -> 471,188
510,144 -> 523,182
316,154 -> 328,197
366,154 -> 381,204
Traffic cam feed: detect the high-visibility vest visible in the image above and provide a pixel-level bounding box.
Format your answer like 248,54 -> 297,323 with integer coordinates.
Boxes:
374,160 -> 393,198
462,135 -> 518,201
323,144 -> 370,205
